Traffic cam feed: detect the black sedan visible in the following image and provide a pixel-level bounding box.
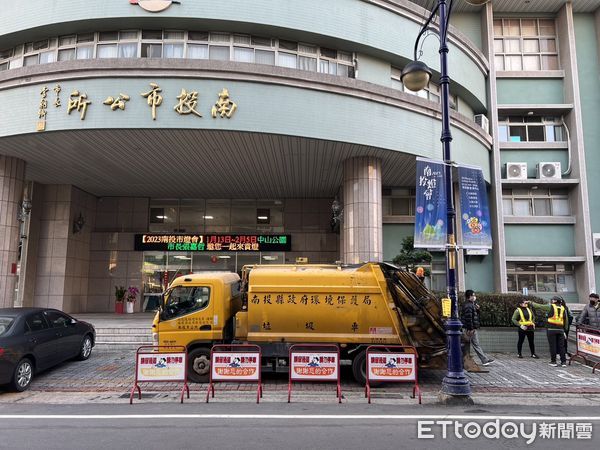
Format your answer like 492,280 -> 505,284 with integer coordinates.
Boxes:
0,308 -> 95,391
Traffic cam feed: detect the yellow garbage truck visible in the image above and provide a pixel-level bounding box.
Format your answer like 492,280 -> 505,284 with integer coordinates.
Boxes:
152,262 -> 465,383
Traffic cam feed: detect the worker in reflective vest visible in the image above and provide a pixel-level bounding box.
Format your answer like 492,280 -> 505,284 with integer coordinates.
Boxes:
511,299 -> 538,359
531,296 -> 569,367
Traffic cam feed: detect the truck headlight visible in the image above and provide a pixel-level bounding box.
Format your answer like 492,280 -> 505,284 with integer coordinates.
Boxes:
152,332 -> 158,345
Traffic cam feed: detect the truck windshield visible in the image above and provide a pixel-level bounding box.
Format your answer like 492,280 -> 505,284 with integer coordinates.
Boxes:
163,286 -> 211,319
0,317 -> 14,337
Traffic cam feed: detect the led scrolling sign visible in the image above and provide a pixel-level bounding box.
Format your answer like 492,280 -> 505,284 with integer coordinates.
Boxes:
134,234 -> 292,252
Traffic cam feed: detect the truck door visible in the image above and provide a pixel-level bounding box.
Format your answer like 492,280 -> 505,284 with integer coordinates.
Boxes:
158,285 -> 214,346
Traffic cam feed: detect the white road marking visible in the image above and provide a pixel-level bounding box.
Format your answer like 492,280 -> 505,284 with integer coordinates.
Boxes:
0,414 -> 599,421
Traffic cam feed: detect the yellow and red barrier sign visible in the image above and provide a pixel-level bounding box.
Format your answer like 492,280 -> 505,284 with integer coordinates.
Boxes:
288,344 -> 341,403
211,352 -> 260,381
130,346 -> 189,404
367,353 -> 416,381
577,330 -> 600,359
365,345 -> 421,404
206,344 -> 263,403
290,353 -> 339,380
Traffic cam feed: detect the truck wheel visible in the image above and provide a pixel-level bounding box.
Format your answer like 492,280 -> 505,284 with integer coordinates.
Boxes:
352,351 -> 367,385
188,348 -> 211,383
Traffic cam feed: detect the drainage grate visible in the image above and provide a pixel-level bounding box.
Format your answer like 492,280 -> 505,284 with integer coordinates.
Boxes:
119,392 -> 160,399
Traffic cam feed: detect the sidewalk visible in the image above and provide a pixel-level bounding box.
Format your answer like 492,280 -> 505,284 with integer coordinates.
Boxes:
1,348 -> 598,405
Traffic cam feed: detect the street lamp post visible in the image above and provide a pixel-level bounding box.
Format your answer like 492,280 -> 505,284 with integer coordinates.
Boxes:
401,0 -> 490,401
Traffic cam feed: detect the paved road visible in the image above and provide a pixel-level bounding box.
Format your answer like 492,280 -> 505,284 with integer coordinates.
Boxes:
0,403 -> 598,450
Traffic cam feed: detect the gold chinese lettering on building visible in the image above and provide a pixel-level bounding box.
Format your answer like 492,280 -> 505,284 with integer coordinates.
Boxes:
67,90 -> 91,120
36,86 -> 49,131
141,82 -> 163,120
53,84 -> 62,108
174,89 -> 202,117
211,88 -> 237,119
103,94 -> 130,111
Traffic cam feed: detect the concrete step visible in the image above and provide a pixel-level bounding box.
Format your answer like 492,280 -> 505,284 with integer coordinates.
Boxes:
95,333 -> 153,343
93,328 -> 151,335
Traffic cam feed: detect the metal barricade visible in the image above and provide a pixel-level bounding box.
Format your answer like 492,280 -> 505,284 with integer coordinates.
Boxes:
365,345 -> 421,404
206,344 -> 263,404
130,345 -> 190,404
288,344 -> 341,403
569,325 -> 600,374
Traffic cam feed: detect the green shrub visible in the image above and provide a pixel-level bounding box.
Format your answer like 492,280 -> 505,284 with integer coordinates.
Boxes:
434,291 -> 548,328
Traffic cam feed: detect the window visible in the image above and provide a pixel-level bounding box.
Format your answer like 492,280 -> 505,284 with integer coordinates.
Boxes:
502,188 -> 570,217
507,263 -> 575,293
45,311 -> 71,328
188,44 -> 208,59
97,44 -> 118,58
149,201 -> 178,232
256,208 -> 270,225
383,189 -> 416,217
164,286 -> 211,319
25,313 -> 49,332
430,260 -> 447,292
142,43 -> 162,58
494,18 -> 559,71
391,68 -> 458,109
498,116 -> 565,143
0,30 -> 355,78
0,317 -> 14,337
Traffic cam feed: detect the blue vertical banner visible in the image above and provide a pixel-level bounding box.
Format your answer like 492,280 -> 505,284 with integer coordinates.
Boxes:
414,158 -> 447,249
458,165 -> 493,249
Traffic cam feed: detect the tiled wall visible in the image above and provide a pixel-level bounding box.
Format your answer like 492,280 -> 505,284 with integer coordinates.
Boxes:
87,197 -> 149,312
283,198 -> 339,264
0,156 -> 25,308
30,185 -> 96,312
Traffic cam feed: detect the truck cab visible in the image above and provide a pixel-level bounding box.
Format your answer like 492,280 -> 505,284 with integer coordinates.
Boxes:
152,272 -> 241,382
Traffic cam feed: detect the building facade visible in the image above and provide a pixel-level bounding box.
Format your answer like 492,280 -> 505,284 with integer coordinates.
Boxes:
0,0 -> 599,313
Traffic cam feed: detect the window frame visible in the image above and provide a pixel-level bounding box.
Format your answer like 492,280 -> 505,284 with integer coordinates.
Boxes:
502,188 -> 570,217
497,116 -> 565,143
506,263 -> 575,294
493,18 -> 559,71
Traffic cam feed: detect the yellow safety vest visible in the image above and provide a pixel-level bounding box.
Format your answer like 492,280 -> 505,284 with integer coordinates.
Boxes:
548,304 -> 565,326
517,307 -> 535,327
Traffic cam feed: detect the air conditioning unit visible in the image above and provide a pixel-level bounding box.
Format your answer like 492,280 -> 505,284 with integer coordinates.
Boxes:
593,233 -> 600,257
506,162 -> 528,180
537,162 -> 562,180
474,114 -> 490,134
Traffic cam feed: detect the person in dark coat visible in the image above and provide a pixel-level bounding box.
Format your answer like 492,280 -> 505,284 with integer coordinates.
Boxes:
577,293 -> 600,329
461,289 -> 494,366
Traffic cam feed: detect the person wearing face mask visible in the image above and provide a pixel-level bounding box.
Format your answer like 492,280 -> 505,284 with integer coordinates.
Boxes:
577,293 -> 600,329
531,296 -> 569,367
461,289 -> 494,366
511,299 -> 539,359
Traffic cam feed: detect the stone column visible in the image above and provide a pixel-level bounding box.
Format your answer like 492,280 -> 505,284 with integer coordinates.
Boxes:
342,156 -> 382,263
0,156 -> 26,308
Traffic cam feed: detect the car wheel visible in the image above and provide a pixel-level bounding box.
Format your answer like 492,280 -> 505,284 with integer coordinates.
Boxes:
187,348 -> 211,383
76,335 -> 93,361
11,358 -> 33,392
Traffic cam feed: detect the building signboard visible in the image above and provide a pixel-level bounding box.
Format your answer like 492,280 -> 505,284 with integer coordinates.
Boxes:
134,234 -> 291,252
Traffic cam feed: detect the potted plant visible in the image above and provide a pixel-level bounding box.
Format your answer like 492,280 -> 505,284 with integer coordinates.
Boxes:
126,286 -> 140,314
114,285 -> 126,314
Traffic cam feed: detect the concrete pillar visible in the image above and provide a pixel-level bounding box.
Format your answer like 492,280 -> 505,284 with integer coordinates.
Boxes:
342,156 -> 382,263
0,156 -> 26,308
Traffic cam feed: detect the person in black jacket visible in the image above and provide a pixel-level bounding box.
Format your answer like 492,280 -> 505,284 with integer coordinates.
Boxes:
461,289 -> 494,366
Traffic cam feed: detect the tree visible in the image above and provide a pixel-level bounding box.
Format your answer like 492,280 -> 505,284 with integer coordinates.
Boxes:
392,236 -> 433,274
